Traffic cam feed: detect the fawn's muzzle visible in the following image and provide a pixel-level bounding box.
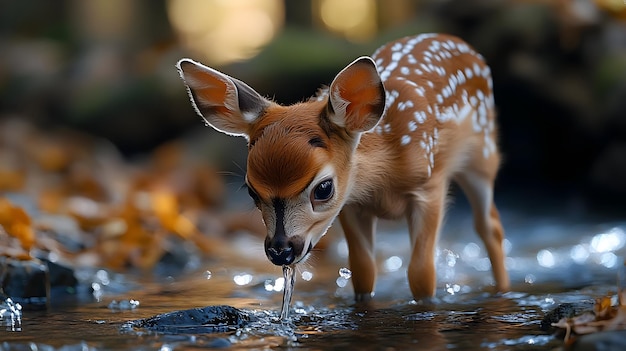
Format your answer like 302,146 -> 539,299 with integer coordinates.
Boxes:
264,236 -> 296,265
264,235 -> 312,266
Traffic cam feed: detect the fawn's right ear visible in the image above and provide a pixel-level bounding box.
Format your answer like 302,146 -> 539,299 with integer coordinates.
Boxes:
327,56 -> 385,134
177,59 -> 269,138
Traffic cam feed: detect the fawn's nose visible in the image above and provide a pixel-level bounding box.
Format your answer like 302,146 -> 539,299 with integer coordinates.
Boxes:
264,236 -> 296,266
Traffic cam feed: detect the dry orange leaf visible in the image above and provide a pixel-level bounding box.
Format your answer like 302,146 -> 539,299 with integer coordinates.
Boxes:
553,287 -> 626,342
0,197 -> 35,252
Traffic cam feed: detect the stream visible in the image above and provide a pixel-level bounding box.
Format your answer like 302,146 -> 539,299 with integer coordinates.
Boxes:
1,196 -> 625,350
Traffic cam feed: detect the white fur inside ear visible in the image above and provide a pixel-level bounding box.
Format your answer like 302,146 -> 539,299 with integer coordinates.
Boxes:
242,111 -> 259,123
329,87 -> 349,128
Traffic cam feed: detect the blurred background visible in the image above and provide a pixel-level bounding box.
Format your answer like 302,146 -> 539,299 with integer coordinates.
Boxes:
1,0 -> 626,212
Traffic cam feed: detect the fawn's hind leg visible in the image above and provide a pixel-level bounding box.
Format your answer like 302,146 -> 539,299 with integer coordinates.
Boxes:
454,170 -> 510,292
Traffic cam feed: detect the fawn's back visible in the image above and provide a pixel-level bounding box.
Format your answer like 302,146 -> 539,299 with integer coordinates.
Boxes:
342,33 -> 500,218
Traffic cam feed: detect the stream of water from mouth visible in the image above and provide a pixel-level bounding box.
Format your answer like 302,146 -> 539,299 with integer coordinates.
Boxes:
280,265 -> 296,321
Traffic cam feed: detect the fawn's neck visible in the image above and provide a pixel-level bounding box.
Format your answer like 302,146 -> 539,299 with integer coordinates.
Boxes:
346,134 -> 394,205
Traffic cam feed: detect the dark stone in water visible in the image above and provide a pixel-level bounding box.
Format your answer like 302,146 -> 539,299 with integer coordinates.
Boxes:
0,255 -> 80,308
541,303 -> 576,332
43,258 -> 78,289
0,256 -> 49,310
129,305 -> 252,334
540,302 -> 594,332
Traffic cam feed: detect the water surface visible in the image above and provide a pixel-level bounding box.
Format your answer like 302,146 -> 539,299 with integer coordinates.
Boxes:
2,200 -> 625,350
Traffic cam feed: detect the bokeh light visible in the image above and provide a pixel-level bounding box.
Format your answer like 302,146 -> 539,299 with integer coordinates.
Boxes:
167,0 -> 284,65
537,249 -> 556,268
313,0 -> 377,42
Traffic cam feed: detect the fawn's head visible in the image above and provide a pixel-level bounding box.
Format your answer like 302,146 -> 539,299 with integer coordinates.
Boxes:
178,57 -> 385,266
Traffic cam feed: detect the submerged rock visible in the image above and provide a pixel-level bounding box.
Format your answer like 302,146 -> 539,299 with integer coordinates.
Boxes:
0,257 -> 49,309
0,255 -> 80,309
128,305 -> 252,334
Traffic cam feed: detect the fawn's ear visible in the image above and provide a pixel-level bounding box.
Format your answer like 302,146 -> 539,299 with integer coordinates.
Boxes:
327,57 -> 386,133
177,58 -> 269,138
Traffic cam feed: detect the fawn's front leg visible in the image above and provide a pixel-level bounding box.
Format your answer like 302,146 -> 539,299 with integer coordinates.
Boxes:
339,204 -> 377,302
406,182 -> 448,299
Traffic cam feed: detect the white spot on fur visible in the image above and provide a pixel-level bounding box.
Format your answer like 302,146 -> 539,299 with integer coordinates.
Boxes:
401,135 -> 411,145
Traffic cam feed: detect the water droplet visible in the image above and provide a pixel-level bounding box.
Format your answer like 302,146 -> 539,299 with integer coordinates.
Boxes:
204,270 -> 212,280
383,256 -> 403,272
524,274 -> 536,284
445,283 -> 460,295
338,267 -> 352,279
96,269 -> 110,285
336,277 -> 348,288
444,249 -> 458,267
301,271 -> 313,281
233,273 -> 253,286
264,277 -> 285,292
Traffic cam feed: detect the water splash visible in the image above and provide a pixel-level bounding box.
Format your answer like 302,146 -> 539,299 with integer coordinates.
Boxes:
338,267 -> 352,279
0,297 -> 22,332
336,267 -> 352,288
280,265 -> 296,321
108,299 -> 140,310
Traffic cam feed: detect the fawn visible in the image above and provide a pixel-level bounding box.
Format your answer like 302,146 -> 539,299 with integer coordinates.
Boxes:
177,33 -> 510,301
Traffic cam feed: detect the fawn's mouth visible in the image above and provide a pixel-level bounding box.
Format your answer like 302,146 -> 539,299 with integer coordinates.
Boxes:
294,242 -> 314,265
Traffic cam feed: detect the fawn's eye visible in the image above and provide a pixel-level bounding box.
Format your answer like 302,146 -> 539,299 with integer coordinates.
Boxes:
313,179 -> 334,202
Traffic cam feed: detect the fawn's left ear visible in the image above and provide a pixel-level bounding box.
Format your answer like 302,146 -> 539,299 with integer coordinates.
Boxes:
177,58 -> 269,138
327,57 -> 386,133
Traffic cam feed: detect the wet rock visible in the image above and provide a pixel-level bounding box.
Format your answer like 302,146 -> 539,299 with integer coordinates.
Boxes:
128,305 -> 252,334
0,256 -> 49,309
540,302 -> 594,332
43,258 -> 78,290
568,330 -> 626,351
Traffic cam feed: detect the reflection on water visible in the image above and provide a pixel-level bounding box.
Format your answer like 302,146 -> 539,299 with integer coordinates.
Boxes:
1,203 -> 625,350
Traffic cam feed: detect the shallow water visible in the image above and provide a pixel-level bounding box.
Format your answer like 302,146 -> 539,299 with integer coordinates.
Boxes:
1,198 -> 625,350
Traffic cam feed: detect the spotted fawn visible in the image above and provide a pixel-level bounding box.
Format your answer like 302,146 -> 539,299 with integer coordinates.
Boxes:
177,33 -> 510,301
